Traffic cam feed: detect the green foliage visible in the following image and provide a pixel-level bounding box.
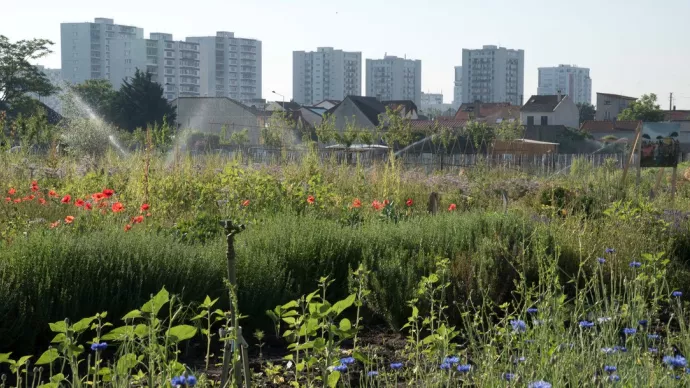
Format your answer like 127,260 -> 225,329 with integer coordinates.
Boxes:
261,110 -> 294,148
379,105 -> 414,147
0,35 -> 57,115
64,79 -> 116,121
577,102 -> 596,123
110,69 -> 176,132
618,93 -> 664,122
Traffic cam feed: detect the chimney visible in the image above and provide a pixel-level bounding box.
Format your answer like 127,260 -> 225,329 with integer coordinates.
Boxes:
557,90 -> 562,102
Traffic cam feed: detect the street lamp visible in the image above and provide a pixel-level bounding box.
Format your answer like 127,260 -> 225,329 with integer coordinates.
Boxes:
272,90 -> 285,106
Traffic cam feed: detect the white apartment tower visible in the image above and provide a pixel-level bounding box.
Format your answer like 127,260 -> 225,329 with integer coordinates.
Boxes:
61,18 -> 146,88
453,66 -> 462,108
146,33 -> 201,100
292,47 -> 362,105
461,45 -> 524,106
366,56 -> 422,107
537,65 -> 592,105
421,92 -> 443,105
187,32 -> 262,101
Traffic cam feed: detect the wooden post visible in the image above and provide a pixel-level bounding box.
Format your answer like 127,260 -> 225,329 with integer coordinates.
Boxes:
621,122 -> 642,189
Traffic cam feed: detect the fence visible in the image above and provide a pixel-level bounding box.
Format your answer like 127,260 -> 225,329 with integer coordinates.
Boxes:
196,147 -> 690,176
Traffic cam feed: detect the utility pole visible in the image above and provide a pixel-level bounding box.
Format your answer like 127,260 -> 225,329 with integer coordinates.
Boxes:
670,92 -> 673,111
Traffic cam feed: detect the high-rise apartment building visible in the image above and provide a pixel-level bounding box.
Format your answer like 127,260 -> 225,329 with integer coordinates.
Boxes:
537,65 -> 592,105
292,47 -> 362,105
421,92 -> 443,105
61,18 -> 145,88
146,33 -> 201,100
453,66 -> 462,108
366,56 -> 422,107
461,45 -> 524,106
187,32 -> 262,102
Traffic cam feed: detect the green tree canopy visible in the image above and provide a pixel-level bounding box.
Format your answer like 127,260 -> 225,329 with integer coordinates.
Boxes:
617,94 -> 664,122
66,79 -> 116,120
577,103 -> 596,124
0,35 -> 57,116
110,69 -> 176,132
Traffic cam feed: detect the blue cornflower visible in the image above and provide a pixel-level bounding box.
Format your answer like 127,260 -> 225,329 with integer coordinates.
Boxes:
639,319 -> 648,326
623,328 -> 636,335
598,257 -> 607,264
648,334 -> 660,340
443,356 -> 460,364
672,291 -> 683,298
333,364 -> 348,372
686,367 -> 690,374
186,376 -> 197,387
367,371 -> 379,377
171,376 -> 183,386
649,348 -> 658,353
527,307 -> 538,314
503,372 -> 515,381
528,380 -> 552,388
609,375 -> 621,382
340,357 -> 355,365
613,346 -> 627,353
629,261 -> 642,268
390,362 -> 404,370
664,355 -> 687,368
457,364 -> 471,373
604,365 -> 617,373
511,319 -> 527,332
605,248 -> 616,254
579,320 -> 594,328
90,342 -> 107,351
440,362 -> 451,370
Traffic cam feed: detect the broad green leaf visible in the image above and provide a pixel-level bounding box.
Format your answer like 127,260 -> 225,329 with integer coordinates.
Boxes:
282,317 -> 296,325
330,294 -> 356,315
140,288 -> 169,315
167,325 -> 197,343
102,326 -> 136,341
190,311 -> 207,321
282,300 -> 298,310
328,371 -> 341,388
48,321 -> 67,333
134,324 -> 149,338
305,290 -> 320,303
115,353 -> 138,375
72,317 -> 95,333
50,373 -> 66,382
201,296 -> 218,309
353,350 -> 372,365
339,318 -> 352,331
266,310 -> 279,322
0,353 -> 11,363
122,309 -> 142,321
17,355 -> 32,367
36,349 -> 59,365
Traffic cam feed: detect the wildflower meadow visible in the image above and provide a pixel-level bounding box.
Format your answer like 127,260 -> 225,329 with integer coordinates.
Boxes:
2,145 -> 690,387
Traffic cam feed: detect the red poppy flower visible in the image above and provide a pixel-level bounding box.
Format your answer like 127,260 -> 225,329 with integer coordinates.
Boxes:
242,199 -> 250,207
448,203 -> 457,211
92,192 -> 106,202
383,199 -> 390,206
75,198 -> 85,207
352,198 -> 362,208
132,215 -> 144,224
8,188 -> 16,195
102,189 -> 115,198
50,221 -> 60,229
307,195 -> 315,204
85,202 -> 93,210
65,216 -> 75,224
140,203 -> 150,212
61,195 -> 71,204
48,190 -> 57,197
124,224 -> 132,232
406,199 -> 414,207
26,195 -> 35,201
31,184 -> 39,192
4,197 -> 11,203
31,180 -> 38,186
372,200 -> 384,211
112,202 -> 124,213
39,198 -> 46,205
14,198 -> 21,204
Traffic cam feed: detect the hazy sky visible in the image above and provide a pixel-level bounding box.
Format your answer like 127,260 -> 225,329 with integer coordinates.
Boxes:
6,0 -> 690,108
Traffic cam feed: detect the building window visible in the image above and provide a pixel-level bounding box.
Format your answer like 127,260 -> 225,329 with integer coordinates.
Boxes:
527,116 -> 534,126
604,100 -> 611,105
540,116 -> 548,126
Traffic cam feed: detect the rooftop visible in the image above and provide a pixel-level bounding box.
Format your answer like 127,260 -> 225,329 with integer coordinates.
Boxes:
521,95 -> 564,113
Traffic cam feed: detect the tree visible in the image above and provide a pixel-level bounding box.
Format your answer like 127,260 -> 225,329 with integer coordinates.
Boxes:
0,35 -> 57,115
110,69 -> 176,132
261,110 -> 294,148
577,103 -> 596,124
66,79 -> 116,120
617,94 -> 664,122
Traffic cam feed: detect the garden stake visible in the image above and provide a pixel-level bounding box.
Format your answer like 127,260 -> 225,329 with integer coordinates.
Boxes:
219,220 -> 251,388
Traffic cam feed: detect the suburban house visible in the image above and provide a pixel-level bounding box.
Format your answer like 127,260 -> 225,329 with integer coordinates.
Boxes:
580,120 -> 641,142
520,94 -> 579,129
663,109 -> 690,122
172,97 -> 263,144
595,93 -> 637,121
325,96 -> 419,131
313,99 -> 341,110
454,102 -> 519,122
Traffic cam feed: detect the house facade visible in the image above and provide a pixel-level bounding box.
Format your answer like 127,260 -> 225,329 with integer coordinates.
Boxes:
172,97 -> 262,144
520,95 -> 579,129
595,93 -> 637,121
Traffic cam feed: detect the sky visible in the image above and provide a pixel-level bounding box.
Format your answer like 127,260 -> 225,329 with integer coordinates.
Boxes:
6,0 -> 690,108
